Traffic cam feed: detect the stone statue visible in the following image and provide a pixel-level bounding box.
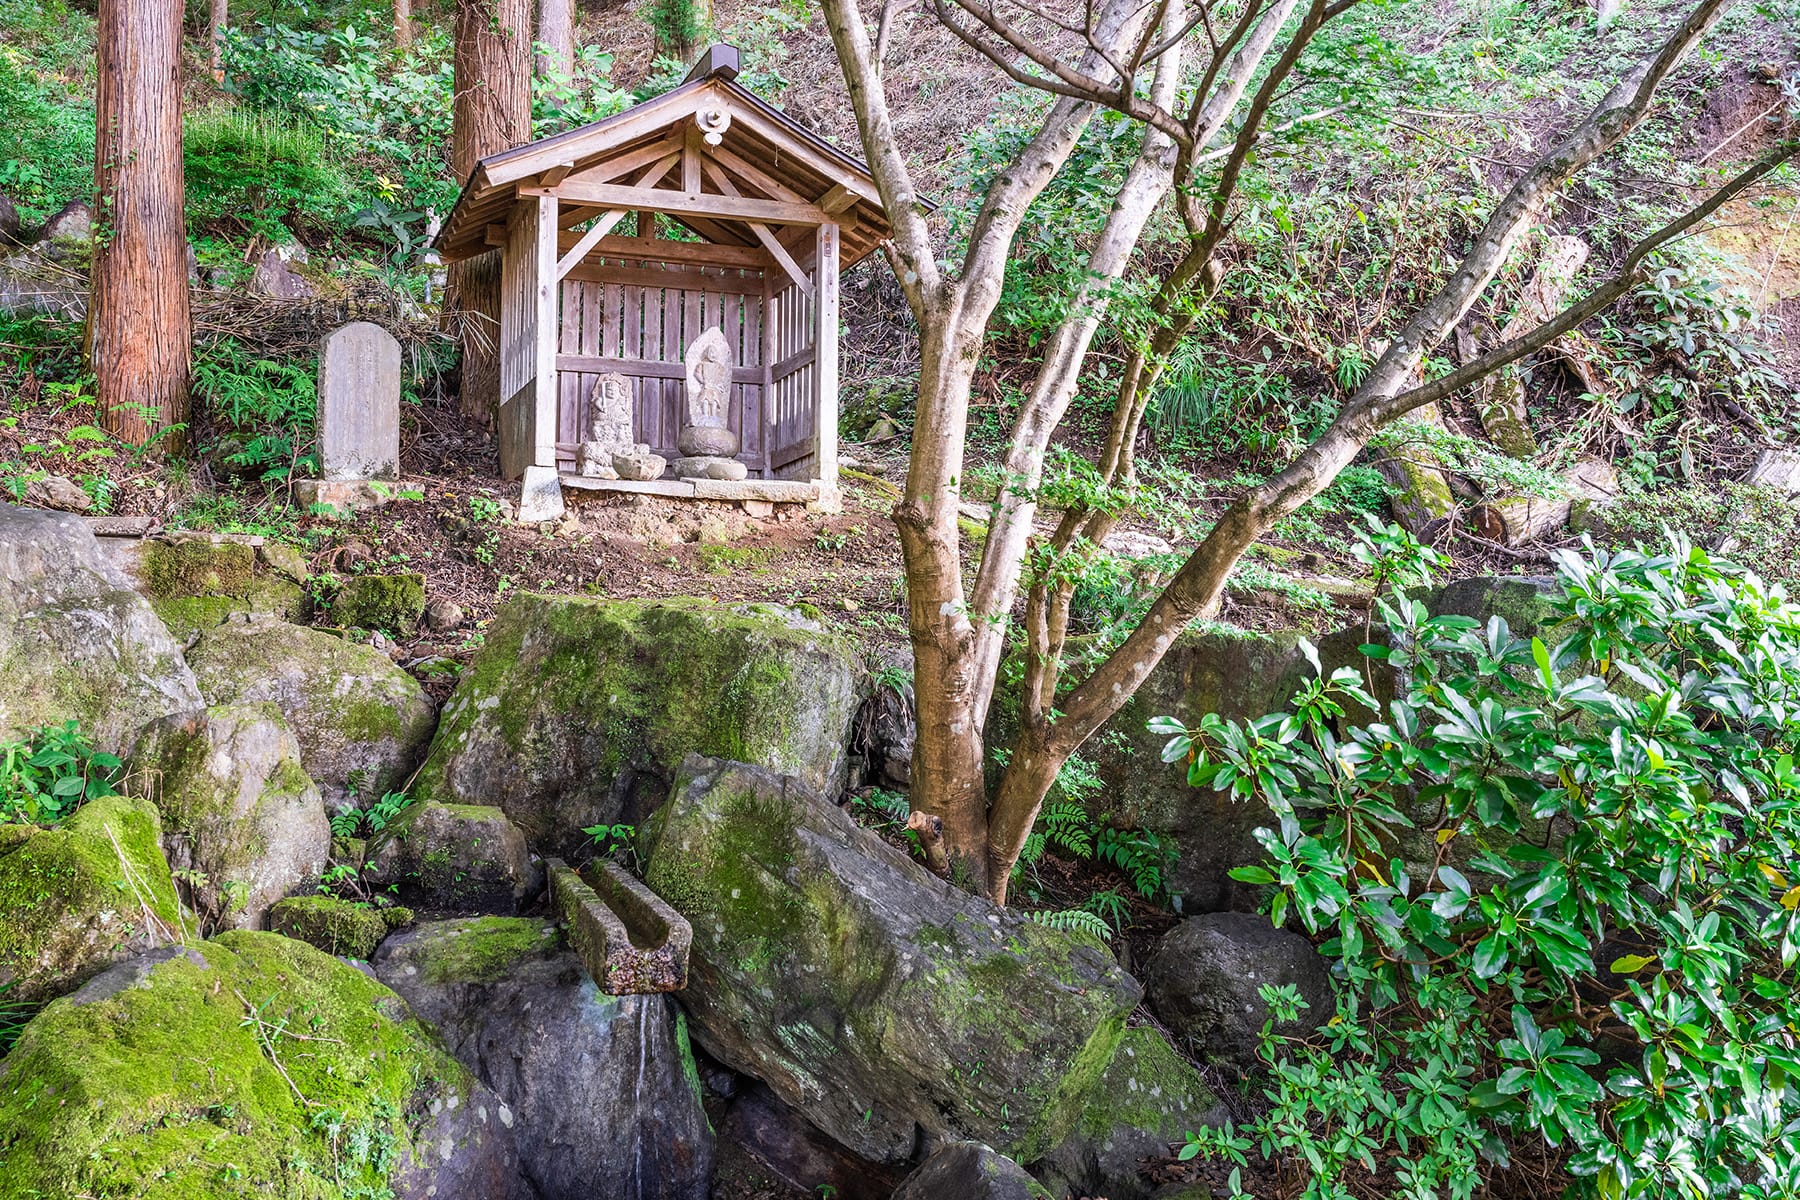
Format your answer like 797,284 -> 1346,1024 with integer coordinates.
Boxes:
677,327 -> 739,461
577,373 -> 638,478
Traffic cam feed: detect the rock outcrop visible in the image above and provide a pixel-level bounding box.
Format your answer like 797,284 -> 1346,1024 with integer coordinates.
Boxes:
269,894 -> 408,959
1035,1027 -> 1227,1200
185,615 -> 436,802
416,596 -> 862,855
129,704 -> 330,930
0,792 -> 187,1003
1144,912 -> 1334,1072
892,1142 -> 1051,1200
645,756 -> 1141,1166
373,917 -> 715,1200
100,531 -> 308,640
0,932 -> 533,1200
0,504 -> 202,752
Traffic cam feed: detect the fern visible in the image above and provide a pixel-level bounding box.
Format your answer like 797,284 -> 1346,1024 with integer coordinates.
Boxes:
1081,887 -> 1132,932
1027,908 -> 1111,940
1041,800 -> 1094,858
1097,826 -> 1179,901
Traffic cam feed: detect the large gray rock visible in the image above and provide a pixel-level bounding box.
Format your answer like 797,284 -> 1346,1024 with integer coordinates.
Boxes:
0,504 -> 202,752
893,1143 -> 1050,1200
393,802 -> 542,911
416,596 -> 863,856
373,917 -> 715,1200
0,793 -> 188,1004
1144,912 -> 1334,1073
98,531 -> 308,641
129,703 -> 330,930
645,756 -> 1142,1167
185,615 -> 436,803
1034,1027 -> 1227,1200
0,932 -> 532,1200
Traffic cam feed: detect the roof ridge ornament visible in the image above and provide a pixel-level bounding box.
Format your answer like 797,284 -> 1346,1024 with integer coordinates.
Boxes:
682,44 -> 741,86
695,107 -> 731,146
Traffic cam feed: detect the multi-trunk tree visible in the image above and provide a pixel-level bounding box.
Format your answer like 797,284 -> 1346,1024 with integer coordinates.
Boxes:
91,0 -> 191,453
818,0 -> 1796,901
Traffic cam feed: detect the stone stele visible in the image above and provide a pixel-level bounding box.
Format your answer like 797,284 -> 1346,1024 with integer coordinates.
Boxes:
678,327 -> 739,460
317,322 -> 402,481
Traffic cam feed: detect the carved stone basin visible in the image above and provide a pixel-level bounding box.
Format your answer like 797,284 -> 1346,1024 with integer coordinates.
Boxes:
547,856 -> 692,994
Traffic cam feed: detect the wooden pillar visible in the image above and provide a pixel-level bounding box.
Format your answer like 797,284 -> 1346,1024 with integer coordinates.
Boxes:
531,192 -> 560,470
761,271 -> 774,479
813,222 -> 840,491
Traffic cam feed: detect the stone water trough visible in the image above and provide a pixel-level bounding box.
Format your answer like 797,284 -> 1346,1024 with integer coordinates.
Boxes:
548,857 -> 692,994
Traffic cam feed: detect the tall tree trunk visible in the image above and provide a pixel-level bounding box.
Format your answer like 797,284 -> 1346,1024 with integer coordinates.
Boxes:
651,0 -> 711,64
92,0 -> 190,454
208,0 -> 227,82
395,0 -> 413,48
450,0 -> 531,426
536,0 -> 574,81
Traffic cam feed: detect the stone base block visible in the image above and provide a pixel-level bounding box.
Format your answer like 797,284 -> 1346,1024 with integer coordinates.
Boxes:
295,479 -> 391,517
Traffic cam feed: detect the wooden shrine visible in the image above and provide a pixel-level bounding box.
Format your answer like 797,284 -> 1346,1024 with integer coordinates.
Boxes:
434,45 -> 897,507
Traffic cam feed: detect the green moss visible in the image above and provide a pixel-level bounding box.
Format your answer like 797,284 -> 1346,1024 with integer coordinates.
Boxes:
0,792 -> 186,1002
694,544 -> 774,575
151,576 -> 308,641
328,573 -> 426,634
399,916 -> 563,985
1071,1026 -> 1215,1140
268,895 -> 391,959
0,931 -> 478,1199
139,537 -> 256,600
413,595 -> 861,822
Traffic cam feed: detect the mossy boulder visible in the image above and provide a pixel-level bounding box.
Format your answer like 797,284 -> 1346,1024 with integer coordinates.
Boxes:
129,704 -> 331,930
1425,575 -> 1560,638
330,571 -> 427,634
0,792 -> 187,1004
373,917 -> 715,1200
645,755 -> 1141,1166
0,931 -> 534,1199
415,595 -> 863,856
394,802 -> 543,912
185,615 -> 437,802
0,504 -> 203,752
1034,1027 -> 1227,1200
268,894 -> 394,959
108,531 -> 309,641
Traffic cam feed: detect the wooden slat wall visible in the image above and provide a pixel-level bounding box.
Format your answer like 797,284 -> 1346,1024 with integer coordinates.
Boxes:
766,271 -> 818,476
553,260 -> 770,475
497,198 -> 541,479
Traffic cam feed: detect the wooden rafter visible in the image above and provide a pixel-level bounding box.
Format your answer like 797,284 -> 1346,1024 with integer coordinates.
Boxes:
523,180 -> 832,226
700,158 -> 812,295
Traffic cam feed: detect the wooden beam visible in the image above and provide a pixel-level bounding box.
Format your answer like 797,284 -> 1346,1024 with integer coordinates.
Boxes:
817,183 -> 860,215
703,142 -> 811,204
561,261 -> 764,294
525,181 -> 830,226
539,162 -> 576,187
557,353 -> 763,383
682,124 -> 704,194
555,210 -> 628,280
564,138 -> 682,188
561,233 -> 772,268
701,159 -> 812,295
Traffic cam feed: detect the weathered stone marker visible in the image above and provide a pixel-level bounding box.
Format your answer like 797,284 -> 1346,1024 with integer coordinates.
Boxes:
318,321 -> 401,480
297,322 -> 403,517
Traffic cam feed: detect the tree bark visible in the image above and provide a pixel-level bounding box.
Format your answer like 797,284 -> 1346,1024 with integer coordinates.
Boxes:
91,0 -> 190,454
450,0 -> 531,425
395,0 -> 413,48
208,0 -> 228,82
536,0 -> 574,81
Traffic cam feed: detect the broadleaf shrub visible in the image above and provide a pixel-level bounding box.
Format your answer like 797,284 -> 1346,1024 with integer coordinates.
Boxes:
1159,537 -> 1800,1198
